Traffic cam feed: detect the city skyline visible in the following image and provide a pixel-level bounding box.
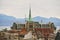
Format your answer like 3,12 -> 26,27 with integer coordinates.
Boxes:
0,0 -> 60,18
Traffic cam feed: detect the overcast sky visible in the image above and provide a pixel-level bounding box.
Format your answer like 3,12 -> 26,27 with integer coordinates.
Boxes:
0,0 -> 60,18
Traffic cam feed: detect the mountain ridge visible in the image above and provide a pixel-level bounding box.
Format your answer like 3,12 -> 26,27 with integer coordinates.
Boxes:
0,14 -> 60,26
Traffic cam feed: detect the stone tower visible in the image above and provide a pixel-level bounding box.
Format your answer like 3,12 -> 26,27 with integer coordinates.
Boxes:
26,6 -> 34,31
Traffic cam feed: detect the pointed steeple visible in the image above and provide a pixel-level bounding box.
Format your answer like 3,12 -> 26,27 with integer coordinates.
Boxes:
29,6 -> 32,21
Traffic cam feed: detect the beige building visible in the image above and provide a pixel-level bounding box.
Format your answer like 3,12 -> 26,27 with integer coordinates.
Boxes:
0,31 -> 19,40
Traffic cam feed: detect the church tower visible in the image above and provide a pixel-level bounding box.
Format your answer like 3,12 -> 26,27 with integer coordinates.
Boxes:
26,6 -> 34,31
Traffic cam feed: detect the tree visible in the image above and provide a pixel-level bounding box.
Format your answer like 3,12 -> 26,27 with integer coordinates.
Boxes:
3,28 -> 7,32
55,32 -> 60,40
11,22 -> 17,29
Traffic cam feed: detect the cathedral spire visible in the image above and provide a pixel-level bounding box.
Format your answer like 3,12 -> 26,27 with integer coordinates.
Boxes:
29,5 -> 32,21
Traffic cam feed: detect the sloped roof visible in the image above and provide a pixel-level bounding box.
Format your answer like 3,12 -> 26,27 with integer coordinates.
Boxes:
19,28 -> 27,35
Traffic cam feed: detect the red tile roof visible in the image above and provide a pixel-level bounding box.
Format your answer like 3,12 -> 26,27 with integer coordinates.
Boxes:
35,28 -> 54,37
19,28 -> 27,35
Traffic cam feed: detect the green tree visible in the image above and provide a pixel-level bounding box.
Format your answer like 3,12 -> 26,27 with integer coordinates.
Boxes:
55,32 -> 60,40
3,28 -> 7,32
11,22 -> 17,29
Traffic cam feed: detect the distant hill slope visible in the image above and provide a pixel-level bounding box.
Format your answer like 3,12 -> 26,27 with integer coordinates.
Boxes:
33,16 -> 60,26
0,14 -> 16,26
0,14 -> 60,26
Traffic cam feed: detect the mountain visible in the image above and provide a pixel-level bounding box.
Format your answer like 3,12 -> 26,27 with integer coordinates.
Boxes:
33,16 -> 60,26
33,16 -> 49,23
49,17 -> 60,26
0,14 -> 60,26
0,14 -> 16,26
